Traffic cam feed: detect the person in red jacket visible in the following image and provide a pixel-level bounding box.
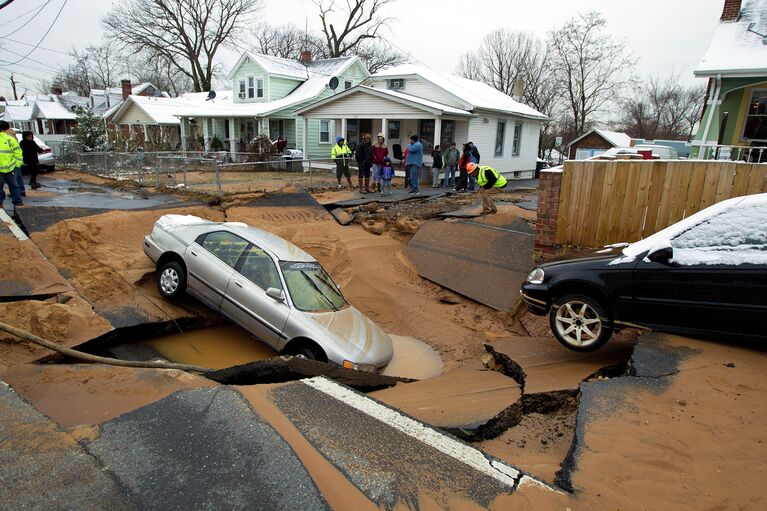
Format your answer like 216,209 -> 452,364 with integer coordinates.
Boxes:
371,133 -> 389,194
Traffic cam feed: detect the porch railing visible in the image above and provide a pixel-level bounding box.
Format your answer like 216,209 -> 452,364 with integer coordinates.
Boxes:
690,143 -> 767,162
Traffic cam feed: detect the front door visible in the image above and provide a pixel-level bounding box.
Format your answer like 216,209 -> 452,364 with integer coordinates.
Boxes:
185,231 -> 249,310
221,243 -> 290,347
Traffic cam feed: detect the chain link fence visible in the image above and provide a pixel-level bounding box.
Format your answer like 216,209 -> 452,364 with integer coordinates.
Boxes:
59,150 -> 353,194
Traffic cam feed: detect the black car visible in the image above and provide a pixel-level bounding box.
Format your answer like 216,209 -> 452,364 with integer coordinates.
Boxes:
521,193 -> 767,351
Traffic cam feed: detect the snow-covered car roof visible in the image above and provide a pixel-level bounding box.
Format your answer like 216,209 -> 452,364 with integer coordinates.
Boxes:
156,215 -> 315,262
622,193 -> 767,258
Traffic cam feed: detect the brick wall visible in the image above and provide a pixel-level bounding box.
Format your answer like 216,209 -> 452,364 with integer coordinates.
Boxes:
721,0 -> 742,20
534,169 -> 562,261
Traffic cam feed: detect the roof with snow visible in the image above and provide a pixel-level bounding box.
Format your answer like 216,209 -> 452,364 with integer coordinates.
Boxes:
228,52 -> 360,81
372,64 -> 548,120
695,0 -> 767,76
2,104 -> 34,122
33,99 -> 78,120
567,129 -> 632,148
294,85 -> 472,117
110,94 -> 201,125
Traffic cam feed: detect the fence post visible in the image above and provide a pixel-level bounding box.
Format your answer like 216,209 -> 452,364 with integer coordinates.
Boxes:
155,153 -> 161,187
214,161 -> 222,194
307,158 -> 312,186
137,153 -> 143,185
103,153 -> 108,177
182,157 -> 188,188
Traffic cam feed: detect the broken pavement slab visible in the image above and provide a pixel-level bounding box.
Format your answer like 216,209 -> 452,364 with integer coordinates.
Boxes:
83,386 -> 330,510
486,335 -> 635,394
369,370 -> 522,431
0,382 -> 131,510
3,363 -> 217,428
0,231 -> 72,300
406,216 -> 534,312
330,207 -> 354,225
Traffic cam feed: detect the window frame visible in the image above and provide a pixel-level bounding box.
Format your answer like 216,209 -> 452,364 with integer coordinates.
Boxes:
319,119 -> 331,144
512,122 -> 523,156
238,79 -> 246,99
197,231 -> 250,269
344,80 -> 353,90
742,88 -> 767,142
235,243 -> 283,292
247,76 -> 255,99
388,79 -> 404,90
418,119 -> 435,153
256,78 -> 264,98
495,120 -> 506,157
388,120 -> 401,140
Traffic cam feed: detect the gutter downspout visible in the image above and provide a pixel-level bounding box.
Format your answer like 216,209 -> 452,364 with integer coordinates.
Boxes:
698,74 -> 721,158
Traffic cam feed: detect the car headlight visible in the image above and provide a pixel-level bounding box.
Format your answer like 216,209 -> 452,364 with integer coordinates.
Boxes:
342,360 -> 378,373
526,267 -> 545,284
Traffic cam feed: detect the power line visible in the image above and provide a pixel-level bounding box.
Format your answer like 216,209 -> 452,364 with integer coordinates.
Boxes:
0,46 -> 61,72
3,35 -> 71,56
0,0 -> 52,38
1,0 -> 68,66
0,0 -> 18,11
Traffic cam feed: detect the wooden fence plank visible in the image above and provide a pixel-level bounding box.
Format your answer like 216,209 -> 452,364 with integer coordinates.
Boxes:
606,161 -> 630,244
654,161 -> 678,232
731,163 -> 752,197
565,162 -> 587,245
576,161 -> 598,246
555,166 -> 574,244
582,162 -> 607,246
746,164 -> 767,194
594,162 -> 617,245
617,161 -> 642,242
629,162 -> 654,241
714,162 -> 737,205
683,161 -> 708,219
698,162 -> 721,211
642,161 -> 666,238
669,160 -> 694,225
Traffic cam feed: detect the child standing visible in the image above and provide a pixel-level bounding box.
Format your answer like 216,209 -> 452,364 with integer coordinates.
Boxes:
431,145 -> 443,188
380,157 -> 395,195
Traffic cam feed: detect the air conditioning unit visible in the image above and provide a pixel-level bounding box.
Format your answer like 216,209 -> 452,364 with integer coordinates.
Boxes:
238,92 -> 246,99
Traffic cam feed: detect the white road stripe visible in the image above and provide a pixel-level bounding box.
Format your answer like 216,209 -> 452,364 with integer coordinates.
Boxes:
0,209 -> 28,241
302,376 -> 557,492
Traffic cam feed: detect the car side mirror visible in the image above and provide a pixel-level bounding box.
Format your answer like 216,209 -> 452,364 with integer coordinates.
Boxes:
647,245 -> 673,263
266,287 -> 285,302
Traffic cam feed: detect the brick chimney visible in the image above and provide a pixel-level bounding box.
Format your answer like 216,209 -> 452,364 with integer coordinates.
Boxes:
300,51 -> 312,64
51,86 -> 62,95
121,79 -> 132,100
721,0 -> 742,21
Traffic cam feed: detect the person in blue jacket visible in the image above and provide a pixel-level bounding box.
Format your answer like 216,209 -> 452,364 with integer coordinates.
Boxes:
405,134 -> 423,194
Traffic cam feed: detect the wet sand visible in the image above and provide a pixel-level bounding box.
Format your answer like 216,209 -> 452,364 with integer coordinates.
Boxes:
381,335 -> 443,380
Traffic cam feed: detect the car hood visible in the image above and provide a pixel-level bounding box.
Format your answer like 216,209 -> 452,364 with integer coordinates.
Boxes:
302,306 -> 393,366
540,251 -> 626,271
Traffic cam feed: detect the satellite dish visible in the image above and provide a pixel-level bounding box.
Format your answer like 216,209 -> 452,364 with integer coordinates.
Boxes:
328,77 -> 339,90
206,90 -> 216,101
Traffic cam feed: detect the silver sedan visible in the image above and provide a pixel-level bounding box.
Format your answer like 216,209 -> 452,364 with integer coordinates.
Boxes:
143,215 -> 393,371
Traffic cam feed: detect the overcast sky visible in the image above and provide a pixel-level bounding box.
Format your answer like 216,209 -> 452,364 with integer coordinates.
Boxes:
0,0 -> 724,98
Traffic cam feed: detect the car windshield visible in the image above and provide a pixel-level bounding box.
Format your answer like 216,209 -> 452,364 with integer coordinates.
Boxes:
280,261 -> 347,312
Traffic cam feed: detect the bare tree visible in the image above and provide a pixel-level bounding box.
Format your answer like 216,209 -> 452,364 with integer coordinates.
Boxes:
548,11 -> 634,137
250,23 -> 328,60
43,55 -> 92,96
315,0 -> 394,57
82,43 -> 122,89
618,75 -> 706,140
103,0 -> 262,92
351,39 -> 406,73
130,50 -> 194,97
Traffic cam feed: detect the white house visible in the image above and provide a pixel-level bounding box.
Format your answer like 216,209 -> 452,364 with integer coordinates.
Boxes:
294,64 -> 548,178
167,51 -> 370,156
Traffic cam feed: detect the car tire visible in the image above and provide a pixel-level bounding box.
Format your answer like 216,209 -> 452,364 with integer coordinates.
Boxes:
157,261 -> 186,299
549,294 -> 613,352
287,341 -> 326,362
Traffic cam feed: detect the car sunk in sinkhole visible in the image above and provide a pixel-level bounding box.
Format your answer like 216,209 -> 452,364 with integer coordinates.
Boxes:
144,215 -> 393,372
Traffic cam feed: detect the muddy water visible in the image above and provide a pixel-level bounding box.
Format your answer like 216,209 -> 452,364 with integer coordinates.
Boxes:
143,325 -> 277,370
382,335 -> 444,380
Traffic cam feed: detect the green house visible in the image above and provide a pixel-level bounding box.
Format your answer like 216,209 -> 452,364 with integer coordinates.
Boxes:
692,0 -> 767,160
175,51 -> 369,157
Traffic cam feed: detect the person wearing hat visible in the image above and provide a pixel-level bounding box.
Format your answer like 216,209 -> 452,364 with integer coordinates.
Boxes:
0,121 -> 23,207
371,133 -> 388,193
331,135 -> 353,189
354,133 -> 373,193
466,162 -> 507,214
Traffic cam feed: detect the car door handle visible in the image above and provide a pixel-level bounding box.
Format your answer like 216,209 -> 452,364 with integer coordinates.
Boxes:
234,281 -> 243,288
190,251 -> 197,257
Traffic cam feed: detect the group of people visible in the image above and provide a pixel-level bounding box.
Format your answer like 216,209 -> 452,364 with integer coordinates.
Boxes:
330,132 -> 506,203
0,120 -> 43,208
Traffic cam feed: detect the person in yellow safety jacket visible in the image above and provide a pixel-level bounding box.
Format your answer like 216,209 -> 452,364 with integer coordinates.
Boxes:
331,136 -> 353,189
0,121 -> 24,207
466,162 -> 507,214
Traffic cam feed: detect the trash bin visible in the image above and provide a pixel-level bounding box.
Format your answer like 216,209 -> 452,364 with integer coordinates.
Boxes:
281,149 -> 303,172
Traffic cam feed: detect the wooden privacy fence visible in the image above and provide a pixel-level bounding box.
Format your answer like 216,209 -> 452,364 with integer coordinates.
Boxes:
555,160 -> 767,247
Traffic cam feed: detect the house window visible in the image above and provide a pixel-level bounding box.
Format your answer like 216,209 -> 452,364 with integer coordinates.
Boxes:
257,79 -> 264,98
269,120 -> 284,140
319,120 -> 330,143
495,121 -> 506,157
388,120 -> 400,140
440,120 -> 455,149
239,80 -> 246,99
512,122 -> 523,156
388,79 -> 404,90
743,89 -> 767,141
344,80 -> 353,90
247,77 -> 255,98
419,119 -> 435,153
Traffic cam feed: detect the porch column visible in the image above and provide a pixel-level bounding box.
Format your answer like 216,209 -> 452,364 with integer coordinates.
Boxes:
202,118 -> 210,151
381,118 -> 388,140
180,117 -> 188,152
229,117 -> 237,155
341,118 -> 348,139
302,116 -> 309,157
433,115 -> 442,150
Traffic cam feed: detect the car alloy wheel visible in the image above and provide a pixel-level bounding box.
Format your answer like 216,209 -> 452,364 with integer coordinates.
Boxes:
549,294 -> 613,351
160,268 -> 179,295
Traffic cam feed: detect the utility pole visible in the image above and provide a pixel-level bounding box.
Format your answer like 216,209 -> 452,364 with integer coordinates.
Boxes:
9,75 -> 18,100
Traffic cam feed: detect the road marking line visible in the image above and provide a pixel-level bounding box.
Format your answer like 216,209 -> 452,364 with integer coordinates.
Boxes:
302,376 -> 557,492
0,209 -> 28,241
